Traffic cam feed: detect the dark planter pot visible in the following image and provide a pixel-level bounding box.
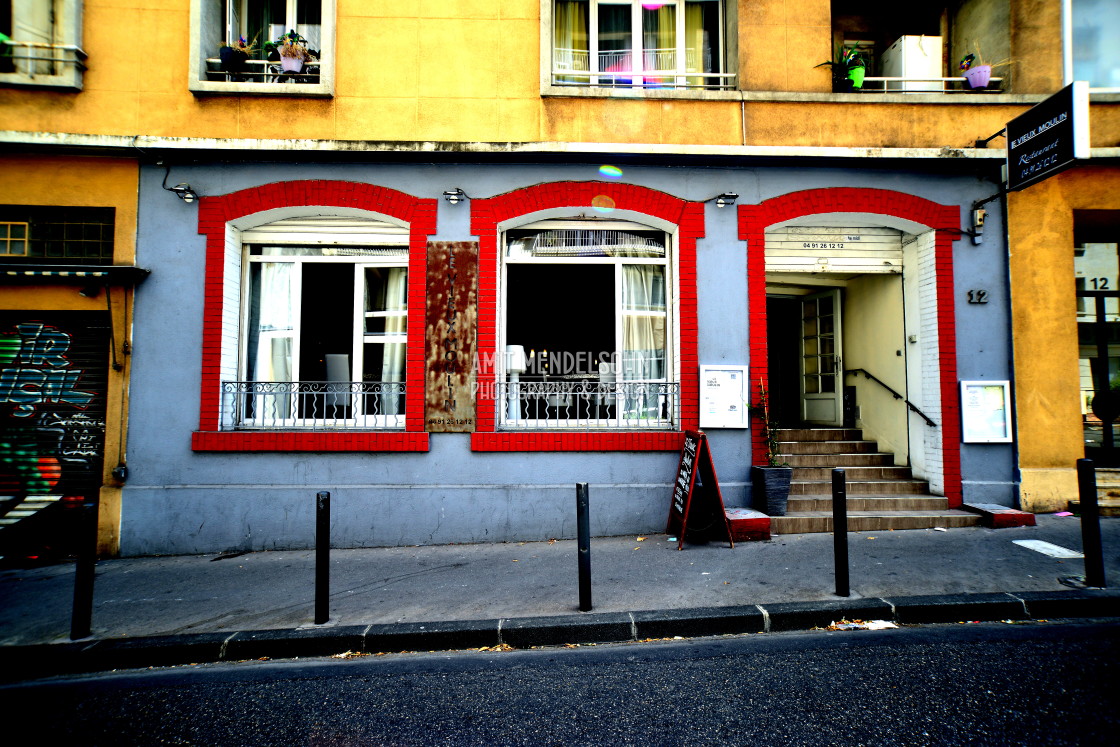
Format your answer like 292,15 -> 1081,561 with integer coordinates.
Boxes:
751,465 -> 793,517
219,47 -> 249,74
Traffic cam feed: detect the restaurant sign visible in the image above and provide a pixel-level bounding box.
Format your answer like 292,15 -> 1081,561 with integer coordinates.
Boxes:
1006,81 -> 1089,192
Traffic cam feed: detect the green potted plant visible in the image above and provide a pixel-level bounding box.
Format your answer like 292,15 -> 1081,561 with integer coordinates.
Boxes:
816,47 -> 868,92
749,379 -> 793,516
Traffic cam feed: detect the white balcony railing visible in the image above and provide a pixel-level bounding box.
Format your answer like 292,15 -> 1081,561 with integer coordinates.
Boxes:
221,381 -> 405,430
495,379 -> 679,430
856,76 -> 1005,93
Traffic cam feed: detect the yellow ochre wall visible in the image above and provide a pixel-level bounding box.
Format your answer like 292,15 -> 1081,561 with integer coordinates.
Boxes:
1008,167 -> 1120,512
0,0 -> 1104,149
0,156 -> 139,554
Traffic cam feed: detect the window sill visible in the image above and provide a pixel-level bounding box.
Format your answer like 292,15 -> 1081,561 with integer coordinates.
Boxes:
189,80 -> 333,98
192,431 -> 428,452
471,431 -> 685,452
542,85 -> 1047,105
0,71 -> 84,91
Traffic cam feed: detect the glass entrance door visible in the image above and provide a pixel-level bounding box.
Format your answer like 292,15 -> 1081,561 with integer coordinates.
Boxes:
1077,240 -> 1120,464
800,289 -> 843,425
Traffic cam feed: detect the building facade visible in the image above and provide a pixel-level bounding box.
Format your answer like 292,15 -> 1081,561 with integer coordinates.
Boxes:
1,1 -> 1116,556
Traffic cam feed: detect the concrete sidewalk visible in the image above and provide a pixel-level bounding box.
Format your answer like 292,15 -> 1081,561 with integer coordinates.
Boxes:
1,515 -> 1118,680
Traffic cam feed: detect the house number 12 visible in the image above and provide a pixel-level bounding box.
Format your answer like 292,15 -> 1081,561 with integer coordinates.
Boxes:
967,289 -> 989,304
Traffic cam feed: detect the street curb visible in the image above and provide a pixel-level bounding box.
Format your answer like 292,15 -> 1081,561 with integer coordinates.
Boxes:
2,589 -> 1117,682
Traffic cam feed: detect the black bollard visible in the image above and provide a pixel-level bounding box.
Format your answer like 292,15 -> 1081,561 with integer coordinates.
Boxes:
1076,459 -> 1107,588
832,468 -> 850,597
70,499 -> 98,640
576,482 -> 592,612
315,491 -> 331,624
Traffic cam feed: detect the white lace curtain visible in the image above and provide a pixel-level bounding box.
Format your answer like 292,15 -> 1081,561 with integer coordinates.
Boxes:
621,264 -> 666,381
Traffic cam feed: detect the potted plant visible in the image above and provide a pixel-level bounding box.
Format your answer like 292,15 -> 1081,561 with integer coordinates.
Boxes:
959,46 -> 1013,90
749,379 -> 793,516
816,47 -> 868,92
269,29 -> 315,74
219,35 -> 255,77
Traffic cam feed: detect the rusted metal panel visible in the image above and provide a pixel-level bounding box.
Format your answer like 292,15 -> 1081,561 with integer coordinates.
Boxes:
425,241 -> 478,432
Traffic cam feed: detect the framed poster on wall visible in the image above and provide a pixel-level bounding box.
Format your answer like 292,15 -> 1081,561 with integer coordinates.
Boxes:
960,380 -> 1013,443
699,365 -> 748,429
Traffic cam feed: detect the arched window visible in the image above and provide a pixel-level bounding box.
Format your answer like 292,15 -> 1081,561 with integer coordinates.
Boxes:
228,217 -> 409,430
499,219 -> 677,430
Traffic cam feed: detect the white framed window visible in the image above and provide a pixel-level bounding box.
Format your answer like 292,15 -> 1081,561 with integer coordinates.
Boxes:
222,217 -> 409,430
1066,0 -> 1120,92
0,0 -> 85,90
498,220 -> 679,430
548,0 -> 734,90
189,0 -> 334,96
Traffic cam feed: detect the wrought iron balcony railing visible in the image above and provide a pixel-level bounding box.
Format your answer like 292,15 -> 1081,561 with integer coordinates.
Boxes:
204,57 -> 321,84
493,379 -> 679,430
221,381 -> 405,430
552,46 -> 733,89
0,40 -> 87,88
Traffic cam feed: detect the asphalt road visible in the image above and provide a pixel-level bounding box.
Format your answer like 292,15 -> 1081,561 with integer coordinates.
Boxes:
4,620 -> 1117,746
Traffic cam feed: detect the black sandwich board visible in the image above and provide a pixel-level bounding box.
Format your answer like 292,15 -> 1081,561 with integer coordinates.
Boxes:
666,430 -> 734,550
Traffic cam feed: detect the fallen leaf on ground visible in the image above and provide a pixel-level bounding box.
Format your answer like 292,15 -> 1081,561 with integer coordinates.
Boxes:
636,536 -> 647,541
825,619 -> 897,631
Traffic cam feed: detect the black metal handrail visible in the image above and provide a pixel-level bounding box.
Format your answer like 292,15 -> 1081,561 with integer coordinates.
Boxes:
845,368 -> 936,427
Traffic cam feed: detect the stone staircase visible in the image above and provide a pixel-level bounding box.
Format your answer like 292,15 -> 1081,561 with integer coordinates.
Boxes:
770,427 -> 981,534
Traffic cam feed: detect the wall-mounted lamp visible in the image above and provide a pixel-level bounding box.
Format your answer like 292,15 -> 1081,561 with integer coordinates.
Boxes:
161,164 -> 199,203
708,192 -> 739,208
169,183 -> 198,203
443,188 -> 468,205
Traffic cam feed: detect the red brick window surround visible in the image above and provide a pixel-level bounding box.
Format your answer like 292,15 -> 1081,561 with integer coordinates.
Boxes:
738,187 -> 963,505
470,181 -> 704,453
192,181 -> 436,452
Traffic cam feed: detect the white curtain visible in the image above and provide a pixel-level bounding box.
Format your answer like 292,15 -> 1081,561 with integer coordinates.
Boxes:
621,264 -> 666,380
12,0 -> 54,75
381,267 -> 408,415
684,2 -> 710,86
250,262 -> 295,418
554,0 -> 589,82
621,264 -> 666,419
642,4 -> 676,79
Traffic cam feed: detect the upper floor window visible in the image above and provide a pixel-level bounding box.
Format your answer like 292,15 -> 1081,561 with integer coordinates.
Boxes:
550,0 -> 733,90
827,1 -> 1009,94
1069,0 -> 1120,91
189,0 -> 334,97
0,0 -> 85,90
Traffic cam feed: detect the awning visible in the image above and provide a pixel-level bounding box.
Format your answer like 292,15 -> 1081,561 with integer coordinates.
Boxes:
0,264 -> 150,286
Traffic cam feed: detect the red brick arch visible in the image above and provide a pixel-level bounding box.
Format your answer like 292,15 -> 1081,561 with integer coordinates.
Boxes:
192,180 -> 436,452
739,188 -> 962,505
470,181 -> 705,452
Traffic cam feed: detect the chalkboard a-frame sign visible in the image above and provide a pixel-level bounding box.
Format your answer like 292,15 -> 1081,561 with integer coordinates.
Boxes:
666,430 -> 734,550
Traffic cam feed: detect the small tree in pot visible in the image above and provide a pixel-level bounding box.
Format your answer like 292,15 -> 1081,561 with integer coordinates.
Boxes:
749,379 -> 793,516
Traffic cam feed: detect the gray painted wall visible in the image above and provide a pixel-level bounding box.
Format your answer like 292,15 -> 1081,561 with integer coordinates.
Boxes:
122,160 -> 1014,556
